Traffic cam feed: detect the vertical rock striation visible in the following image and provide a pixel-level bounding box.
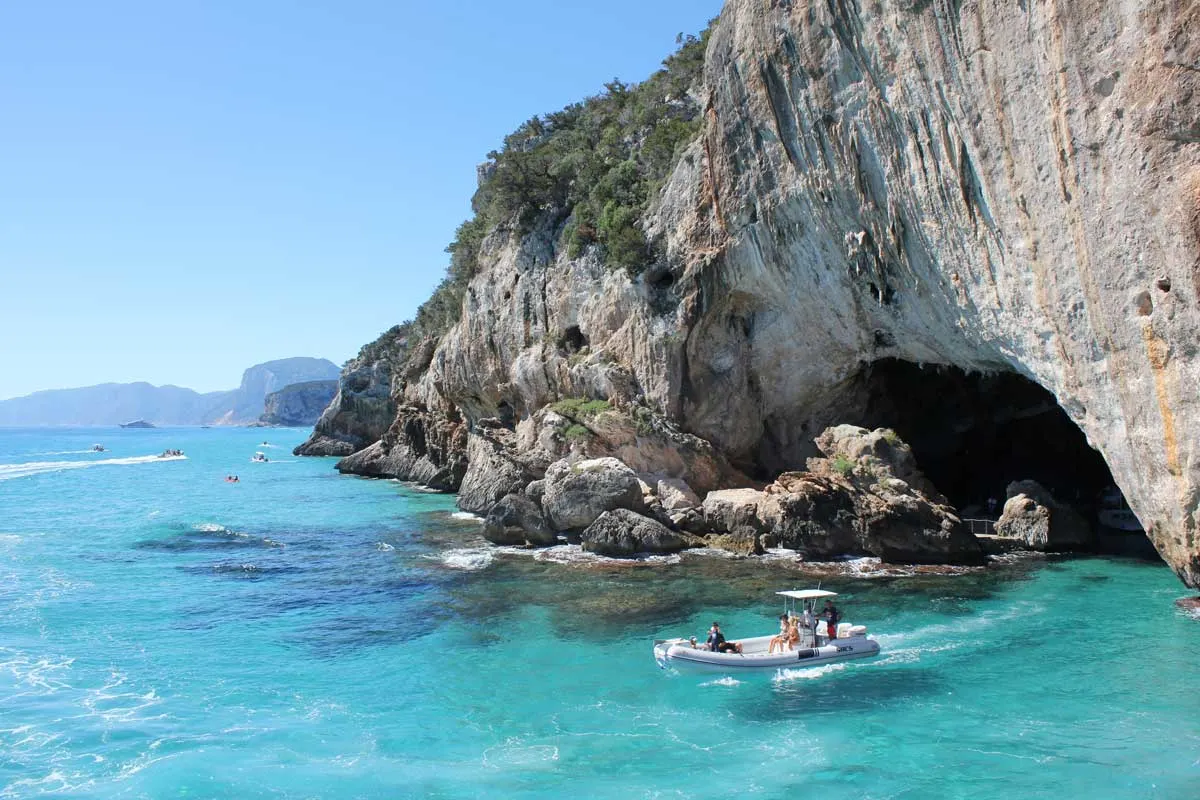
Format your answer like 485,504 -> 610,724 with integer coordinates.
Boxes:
303,1 -> 1200,585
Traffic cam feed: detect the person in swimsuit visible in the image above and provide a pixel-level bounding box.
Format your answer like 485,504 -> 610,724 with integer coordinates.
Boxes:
785,615 -> 801,650
768,614 -> 790,653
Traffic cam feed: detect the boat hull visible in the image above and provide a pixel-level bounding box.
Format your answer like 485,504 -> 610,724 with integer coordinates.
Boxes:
654,634 -> 880,673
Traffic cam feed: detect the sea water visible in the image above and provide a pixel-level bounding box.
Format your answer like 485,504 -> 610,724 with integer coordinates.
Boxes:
1,426 -> 1198,799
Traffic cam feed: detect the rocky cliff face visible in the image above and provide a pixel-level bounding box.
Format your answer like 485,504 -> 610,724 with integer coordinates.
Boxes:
295,328 -> 410,456
307,0 -> 1200,586
258,380 -> 338,427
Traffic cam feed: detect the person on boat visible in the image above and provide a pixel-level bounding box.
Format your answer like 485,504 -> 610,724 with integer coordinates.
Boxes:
802,604 -> 815,642
768,614 -> 790,654
707,622 -> 742,654
823,600 -> 840,641
785,615 -> 801,650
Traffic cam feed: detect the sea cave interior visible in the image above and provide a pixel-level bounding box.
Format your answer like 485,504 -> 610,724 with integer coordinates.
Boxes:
847,358 -> 1155,555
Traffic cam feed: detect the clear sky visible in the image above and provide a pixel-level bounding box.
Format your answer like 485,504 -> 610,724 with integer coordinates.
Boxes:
0,0 -> 722,400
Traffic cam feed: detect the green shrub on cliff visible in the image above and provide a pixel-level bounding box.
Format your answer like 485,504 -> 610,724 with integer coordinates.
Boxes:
447,24 -> 713,276
549,398 -> 612,419
831,454 -> 856,477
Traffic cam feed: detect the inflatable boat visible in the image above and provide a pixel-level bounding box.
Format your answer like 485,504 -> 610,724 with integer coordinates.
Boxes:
653,589 -> 880,673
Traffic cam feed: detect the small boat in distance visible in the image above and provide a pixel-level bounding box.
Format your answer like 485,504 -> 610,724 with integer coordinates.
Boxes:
91,444 -> 107,452
653,589 -> 880,673
158,449 -> 184,458
1098,486 -> 1142,533
120,419 -> 156,429
251,452 -> 269,463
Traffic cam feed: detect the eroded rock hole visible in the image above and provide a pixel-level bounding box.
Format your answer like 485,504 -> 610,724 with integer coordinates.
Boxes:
560,326 -> 587,354
850,359 -> 1154,554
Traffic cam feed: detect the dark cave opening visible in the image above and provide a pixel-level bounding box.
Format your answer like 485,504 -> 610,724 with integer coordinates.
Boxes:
560,325 -> 587,354
850,359 -> 1151,551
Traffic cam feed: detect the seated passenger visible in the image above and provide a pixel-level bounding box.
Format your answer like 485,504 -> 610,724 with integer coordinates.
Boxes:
768,614 -> 790,653
706,622 -> 743,654
785,616 -> 801,650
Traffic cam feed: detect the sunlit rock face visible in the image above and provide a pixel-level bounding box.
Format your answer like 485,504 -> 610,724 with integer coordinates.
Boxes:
653,0 -> 1200,585
307,0 -> 1200,585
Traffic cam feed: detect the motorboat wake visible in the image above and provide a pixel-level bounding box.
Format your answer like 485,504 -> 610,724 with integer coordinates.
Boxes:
653,589 -> 880,673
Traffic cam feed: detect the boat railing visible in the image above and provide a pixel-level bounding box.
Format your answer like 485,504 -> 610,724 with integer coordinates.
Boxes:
962,518 -> 996,536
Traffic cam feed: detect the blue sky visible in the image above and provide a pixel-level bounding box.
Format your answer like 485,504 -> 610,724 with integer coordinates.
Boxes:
0,0 -> 721,399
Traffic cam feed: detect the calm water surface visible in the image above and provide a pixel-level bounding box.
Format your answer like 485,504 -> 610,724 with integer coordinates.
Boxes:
1,426 -> 1198,798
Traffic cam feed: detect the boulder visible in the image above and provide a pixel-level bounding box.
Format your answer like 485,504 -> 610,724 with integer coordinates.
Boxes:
702,488 -> 767,533
483,493 -> 556,547
580,509 -> 694,557
657,477 -> 701,511
995,480 -> 1093,551
706,525 -> 765,556
457,430 -> 534,515
747,430 -> 984,565
541,457 -> 645,531
524,479 -> 547,503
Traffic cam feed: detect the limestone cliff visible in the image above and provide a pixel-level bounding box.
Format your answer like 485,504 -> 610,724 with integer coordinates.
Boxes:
258,380 -> 338,427
307,0 -> 1200,586
295,328 -> 408,456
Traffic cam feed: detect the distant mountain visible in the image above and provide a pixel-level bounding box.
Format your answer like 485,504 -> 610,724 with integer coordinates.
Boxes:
0,357 -> 341,426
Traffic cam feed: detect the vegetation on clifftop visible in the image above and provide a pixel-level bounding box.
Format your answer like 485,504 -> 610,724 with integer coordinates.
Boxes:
361,23 -> 713,367
449,23 -> 713,278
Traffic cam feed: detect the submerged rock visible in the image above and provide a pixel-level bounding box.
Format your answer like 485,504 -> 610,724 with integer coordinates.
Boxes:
541,457 -> 645,532
995,480 -> 1093,552
580,509 -> 694,557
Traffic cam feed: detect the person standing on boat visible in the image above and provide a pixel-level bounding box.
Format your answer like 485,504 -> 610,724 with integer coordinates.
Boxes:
823,600 -> 840,641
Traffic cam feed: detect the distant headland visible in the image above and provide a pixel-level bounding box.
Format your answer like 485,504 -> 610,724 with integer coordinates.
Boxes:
0,357 -> 340,427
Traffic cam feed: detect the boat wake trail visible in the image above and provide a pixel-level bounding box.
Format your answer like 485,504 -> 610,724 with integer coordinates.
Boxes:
0,454 -> 186,481
772,663 -> 848,683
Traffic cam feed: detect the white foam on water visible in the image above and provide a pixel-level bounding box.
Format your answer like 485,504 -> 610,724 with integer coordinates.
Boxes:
700,676 -> 743,687
482,740 -> 559,769
191,522 -> 228,533
772,662 -> 848,683
438,548 -> 495,571
376,541 -> 395,551
0,453 -> 186,481
450,511 -> 483,522
684,547 -> 743,560
528,544 -> 682,566
761,547 -> 802,561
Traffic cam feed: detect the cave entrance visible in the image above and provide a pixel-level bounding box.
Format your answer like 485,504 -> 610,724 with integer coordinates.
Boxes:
850,359 -> 1155,556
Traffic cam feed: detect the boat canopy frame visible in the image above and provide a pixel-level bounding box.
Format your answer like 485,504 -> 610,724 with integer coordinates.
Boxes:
776,589 -> 837,600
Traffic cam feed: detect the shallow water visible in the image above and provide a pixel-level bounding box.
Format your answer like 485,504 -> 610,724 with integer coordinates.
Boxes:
1,427 -> 1198,798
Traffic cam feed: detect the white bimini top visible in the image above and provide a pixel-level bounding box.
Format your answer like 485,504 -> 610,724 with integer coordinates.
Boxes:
776,589 -> 838,600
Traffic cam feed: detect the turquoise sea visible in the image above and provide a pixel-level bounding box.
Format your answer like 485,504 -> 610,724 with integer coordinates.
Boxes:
1,426 -> 1198,799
